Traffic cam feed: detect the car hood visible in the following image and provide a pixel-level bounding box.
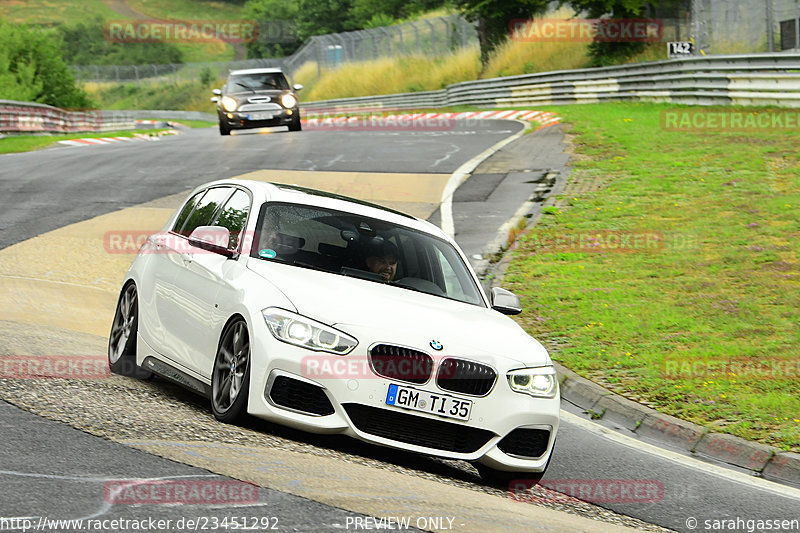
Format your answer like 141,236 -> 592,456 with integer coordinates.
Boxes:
246,259 -> 551,368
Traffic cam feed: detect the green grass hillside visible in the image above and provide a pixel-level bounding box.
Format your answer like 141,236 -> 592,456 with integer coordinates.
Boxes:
506,103 -> 800,451
0,0 -> 245,63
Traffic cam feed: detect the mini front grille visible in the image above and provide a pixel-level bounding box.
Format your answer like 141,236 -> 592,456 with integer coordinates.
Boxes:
497,428 -> 551,458
238,103 -> 281,112
268,376 -> 335,416
369,344 -> 433,384
343,404 -> 494,454
436,358 -> 497,396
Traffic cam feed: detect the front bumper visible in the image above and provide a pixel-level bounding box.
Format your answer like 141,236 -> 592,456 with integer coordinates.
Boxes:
245,319 -> 560,473
219,108 -> 297,129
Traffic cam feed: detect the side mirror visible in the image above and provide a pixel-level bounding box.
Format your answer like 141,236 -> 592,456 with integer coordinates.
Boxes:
188,226 -> 233,257
210,97 -> 219,103
212,89 -> 222,96
491,287 -> 522,315
293,84 -> 304,91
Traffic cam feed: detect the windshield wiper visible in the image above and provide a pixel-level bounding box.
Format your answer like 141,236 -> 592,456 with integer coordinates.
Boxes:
290,260 -> 336,274
231,81 -> 255,91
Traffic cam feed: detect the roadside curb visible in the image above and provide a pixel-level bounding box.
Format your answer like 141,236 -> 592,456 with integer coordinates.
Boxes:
479,123 -> 800,490
556,363 -> 800,486
57,129 -> 179,147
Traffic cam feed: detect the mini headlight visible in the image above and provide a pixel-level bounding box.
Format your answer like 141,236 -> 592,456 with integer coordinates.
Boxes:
507,367 -> 558,398
281,94 -> 297,108
263,308 -> 357,355
221,96 -> 238,112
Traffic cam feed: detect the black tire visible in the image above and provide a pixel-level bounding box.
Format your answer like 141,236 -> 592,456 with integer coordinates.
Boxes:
288,115 -> 302,131
211,318 -> 251,424
108,283 -> 151,379
219,122 -> 231,136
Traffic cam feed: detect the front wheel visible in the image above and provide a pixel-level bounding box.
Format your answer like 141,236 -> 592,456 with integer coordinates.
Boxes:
219,121 -> 231,136
108,283 -> 151,379
211,319 -> 251,424
288,115 -> 301,132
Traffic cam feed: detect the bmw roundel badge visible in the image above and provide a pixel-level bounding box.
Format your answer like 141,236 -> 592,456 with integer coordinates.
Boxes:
430,340 -> 443,351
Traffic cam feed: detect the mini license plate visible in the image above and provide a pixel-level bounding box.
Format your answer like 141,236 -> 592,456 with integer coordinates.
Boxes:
385,384 -> 472,421
248,112 -> 273,121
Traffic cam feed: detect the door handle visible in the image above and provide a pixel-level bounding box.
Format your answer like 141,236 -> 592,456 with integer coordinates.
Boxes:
182,253 -> 193,265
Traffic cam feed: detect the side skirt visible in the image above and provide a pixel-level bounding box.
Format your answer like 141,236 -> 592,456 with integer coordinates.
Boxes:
142,356 -> 212,398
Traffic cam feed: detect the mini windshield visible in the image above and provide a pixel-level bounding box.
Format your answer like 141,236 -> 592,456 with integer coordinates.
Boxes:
251,203 -> 485,307
227,72 -> 289,92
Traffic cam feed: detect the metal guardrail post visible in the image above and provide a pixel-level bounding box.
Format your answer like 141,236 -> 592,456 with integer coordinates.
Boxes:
440,17 -> 451,50
314,37 -> 322,76
397,25 -> 405,55
379,27 -> 391,56
767,0 -> 775,52
423,19 -> 436,56
795,0 -> 800,49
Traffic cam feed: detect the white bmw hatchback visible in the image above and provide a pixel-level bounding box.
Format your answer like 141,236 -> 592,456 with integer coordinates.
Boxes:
108,180 -> 559,483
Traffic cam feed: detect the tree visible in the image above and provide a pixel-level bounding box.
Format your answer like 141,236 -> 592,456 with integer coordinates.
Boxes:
452,0 -> 550,67
57,18 -> 183,66
563,0 -> 681,65
0,18 -> 90,108
243,0 -> 302,58
295,0 -> 358,41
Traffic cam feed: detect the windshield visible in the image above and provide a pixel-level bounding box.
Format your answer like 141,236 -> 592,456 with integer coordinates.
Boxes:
227,72 -> 289,92
250,203 -> 485,306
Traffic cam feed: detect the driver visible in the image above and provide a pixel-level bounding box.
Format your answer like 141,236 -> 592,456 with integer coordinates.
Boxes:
364,240 -> 399,281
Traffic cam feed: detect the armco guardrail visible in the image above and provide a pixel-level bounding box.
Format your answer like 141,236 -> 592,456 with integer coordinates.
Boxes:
0,100 -> 134,134
121,110 -> 217,122
301,53 -> 800,112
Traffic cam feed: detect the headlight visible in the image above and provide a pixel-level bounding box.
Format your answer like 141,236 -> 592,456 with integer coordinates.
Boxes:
507,367 -> 559,398
221,96 -> 238,112
262,308 -> 357,355
281,94 -> 297,108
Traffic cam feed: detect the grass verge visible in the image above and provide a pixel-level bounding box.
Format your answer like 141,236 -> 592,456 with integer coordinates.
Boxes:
0,129 -> 168,155
168,119 -> 216,128
502,103 -> 800,451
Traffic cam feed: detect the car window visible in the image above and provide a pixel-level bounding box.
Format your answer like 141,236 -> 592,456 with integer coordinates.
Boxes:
227,72 -> 289,91
253,203 -> 484,306
172,191 -> 204,234
178,187 -> 233,237
212,189 -> 251,250
431,244 -> 469,302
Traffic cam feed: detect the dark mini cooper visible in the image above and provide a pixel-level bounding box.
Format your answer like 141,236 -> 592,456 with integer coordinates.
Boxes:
212,68 -> 302,135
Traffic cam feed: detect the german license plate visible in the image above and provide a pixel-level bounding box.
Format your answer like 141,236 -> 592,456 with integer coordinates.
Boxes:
248,112 -> 273,120
385,384 -> 472,421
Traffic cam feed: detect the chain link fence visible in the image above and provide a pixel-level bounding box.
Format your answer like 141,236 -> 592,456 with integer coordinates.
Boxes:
71,4 -> 800,88
72,15 -> 476,86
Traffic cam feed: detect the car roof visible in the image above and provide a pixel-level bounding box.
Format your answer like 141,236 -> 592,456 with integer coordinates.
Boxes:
228,68 -> 284,76
198,179 -> 450,240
